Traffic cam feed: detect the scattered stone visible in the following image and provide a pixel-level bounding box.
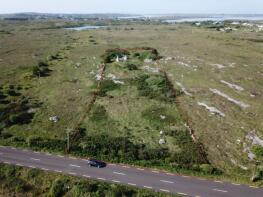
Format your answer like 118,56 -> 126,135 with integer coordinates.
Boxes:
159,139 -> 166,145
210,88 -> 250,108
49,116 -> 59,123
210,64 -> 226,69
160,115 -> 166,120
176,82 -> 193,97
198,102 -> 225,117
75,62 -> 81,68
143,66 -> 160,73
246,132 -> 263,147
220,80 -> 244,91
144,59 -> 153,63
27,108 -> 37,114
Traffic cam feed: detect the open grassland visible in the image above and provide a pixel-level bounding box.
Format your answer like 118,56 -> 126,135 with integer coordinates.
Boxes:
0,20 -> 263,185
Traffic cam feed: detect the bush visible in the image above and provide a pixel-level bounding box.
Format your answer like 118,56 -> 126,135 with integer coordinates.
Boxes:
90,105 -> 108,122
49,178 -> 69,197
98,80 -> 120,97
125,62 -> 139,70
32,61 -> 51,77
9,112 -> 34,125
27,136 -> 65,152
102,48 -> 130,63
252,145 -> 263,159
135,74 -> 175,101
200,164 -> 214,174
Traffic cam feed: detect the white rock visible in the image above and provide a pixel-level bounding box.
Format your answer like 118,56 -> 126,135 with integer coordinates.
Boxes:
160,115 -> 166,120
49,116 -> 59,123
210,64 -> 226,69
159,139 -> 166,145
220,80 -> 244,91
176,82 -> 193,97
209,88 -> 250,108
198,102 -> 225,117
144,59 -> 153,63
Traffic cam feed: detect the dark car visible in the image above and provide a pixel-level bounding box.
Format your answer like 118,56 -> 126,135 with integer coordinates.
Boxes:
87,159 -> 107,168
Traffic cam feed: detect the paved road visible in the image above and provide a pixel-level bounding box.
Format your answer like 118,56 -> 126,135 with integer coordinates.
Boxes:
0,146 -> 262,197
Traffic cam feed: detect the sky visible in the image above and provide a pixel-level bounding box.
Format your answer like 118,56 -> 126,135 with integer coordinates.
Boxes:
0,0 -> 262,14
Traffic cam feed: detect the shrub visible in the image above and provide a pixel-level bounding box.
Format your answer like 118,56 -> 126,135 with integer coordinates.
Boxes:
32,61 -> 51,77
49,178 -> 69,197
200,164 -> 214,174
125,62 -> 139,70
9,112 -> 34,125
102,48 -> 130,63
98,80 -> 120,97
90,105 -> 108,122
135,74 -> 175,101
252,145 -> 263,159
27,136 -> 65,152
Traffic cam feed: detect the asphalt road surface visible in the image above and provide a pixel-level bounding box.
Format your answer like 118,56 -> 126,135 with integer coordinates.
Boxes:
0,146 -> 262,197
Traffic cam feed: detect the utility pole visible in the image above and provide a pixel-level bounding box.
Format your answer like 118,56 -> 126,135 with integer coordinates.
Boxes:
66,128 -> 72,153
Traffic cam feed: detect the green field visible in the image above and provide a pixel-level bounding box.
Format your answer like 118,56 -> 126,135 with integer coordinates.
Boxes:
1,19 -> 263,188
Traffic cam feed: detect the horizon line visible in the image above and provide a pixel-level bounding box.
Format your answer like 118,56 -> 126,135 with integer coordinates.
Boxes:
1,12 -> 263,15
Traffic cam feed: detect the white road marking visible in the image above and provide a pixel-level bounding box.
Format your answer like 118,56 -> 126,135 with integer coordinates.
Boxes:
3,161 -> 10,164
28,165 -> 35,168
69,172 -> 77,175
112,180 -> 120,183
160,189 -> 170,193
143,186 -> 152,189
55,170 -> 62,173
232,183 -> 241,186
214,180 -> 223,183
152,170 -> 160,173
178,192 -> 188,196
160,180 -> 174,184
122,166 -> 130,168
108,164 -> 116,166
97,177 -> 106,181
46,153 -> 52,156
136,168 -> 144,171
69,157 -> 77,159
16,163 -> 24,166
166,173 -> 174,175
83,175 -> 91,178
41,168 -> 49,171
213,189 -> 228,193
182,175 -> 190,178
69,164 -> 81,168
11,147 -> 16,150
30,158 -> 40,161
128,183 -> 136,186
113,171 -> 126,176
34,151 -> 40,154
249,186 -> 258,188
57,155 -> 64,158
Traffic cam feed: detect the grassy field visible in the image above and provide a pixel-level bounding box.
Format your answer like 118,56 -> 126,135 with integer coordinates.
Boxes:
0,19 -> 263,186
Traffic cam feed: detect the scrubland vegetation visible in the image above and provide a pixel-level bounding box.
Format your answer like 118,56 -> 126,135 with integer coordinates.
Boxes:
0,163 -> 174,197
0,17 -> 263,196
